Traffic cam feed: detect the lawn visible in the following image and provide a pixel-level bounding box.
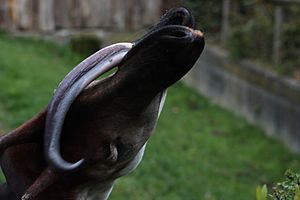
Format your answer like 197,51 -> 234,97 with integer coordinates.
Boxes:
0,33 -> 300,200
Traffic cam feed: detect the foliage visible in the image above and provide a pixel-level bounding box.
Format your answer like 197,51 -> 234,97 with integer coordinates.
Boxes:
256,171 -> 300,200
228,1 -> 273,61
184,0 -> 300,77
270,170 -> 300,200
257,185 -> 268,200
281,6 -> 300,76
228,0 -> 300,76
1,34 -> 300,199
295,185 -> 300,200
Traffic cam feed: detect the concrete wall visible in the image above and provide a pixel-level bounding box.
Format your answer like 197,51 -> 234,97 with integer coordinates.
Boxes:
0,0 -> 178,32
184,45 -> 300,152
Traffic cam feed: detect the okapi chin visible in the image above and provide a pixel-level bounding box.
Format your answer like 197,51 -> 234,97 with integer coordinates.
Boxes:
0,7 -> 204,200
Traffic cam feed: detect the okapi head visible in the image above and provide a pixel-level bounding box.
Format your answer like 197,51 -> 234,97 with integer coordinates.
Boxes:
0,7 -> 204,200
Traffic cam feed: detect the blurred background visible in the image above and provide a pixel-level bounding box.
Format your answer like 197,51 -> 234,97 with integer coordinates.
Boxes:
0,0 -> 300,199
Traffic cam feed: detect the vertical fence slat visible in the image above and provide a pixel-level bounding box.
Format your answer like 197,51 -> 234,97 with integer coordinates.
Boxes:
83,0 -> 99,28
142,0 -> 161,27
17,0 -> 34,30
31,0 -> 39,29
111,0 -> 126,30
98,0 -> 113,28
221,0 -> 230,46
273,5 -> 283,65
38,0 -> 54,31
70,0 -> 82,28
54,0 -> 70,29
0,0 -> 8,29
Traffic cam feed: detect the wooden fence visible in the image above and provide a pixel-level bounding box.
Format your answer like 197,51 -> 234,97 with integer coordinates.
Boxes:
221,0 -> 300,64
0,0 -> 179,32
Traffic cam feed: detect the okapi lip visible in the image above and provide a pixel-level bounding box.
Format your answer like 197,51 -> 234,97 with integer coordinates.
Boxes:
119,25 -> 204,67
88,26 -> 204,89
87,26 -> 204,89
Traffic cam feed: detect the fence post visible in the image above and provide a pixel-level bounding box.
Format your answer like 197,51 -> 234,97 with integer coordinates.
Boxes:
0,0 -> 9,29
221,0 -> 230,46
39,0 -> 55,32
273,5 -> 283,65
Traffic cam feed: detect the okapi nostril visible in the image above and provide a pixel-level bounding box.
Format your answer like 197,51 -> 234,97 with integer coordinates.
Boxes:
176,10 -> 189,18
171,31 -> 187,38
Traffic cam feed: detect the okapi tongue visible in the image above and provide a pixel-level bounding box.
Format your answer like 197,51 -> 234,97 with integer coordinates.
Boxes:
44,43 -> 133,173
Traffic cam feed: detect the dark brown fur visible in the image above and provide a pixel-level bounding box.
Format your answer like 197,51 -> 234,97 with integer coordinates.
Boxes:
0,7 -> 204,200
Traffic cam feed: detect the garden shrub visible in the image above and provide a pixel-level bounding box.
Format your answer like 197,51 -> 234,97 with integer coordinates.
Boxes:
228,0 -> 273,61
281,5 -> 300,75
257,170 -> 300,200
184,0 -> 300,77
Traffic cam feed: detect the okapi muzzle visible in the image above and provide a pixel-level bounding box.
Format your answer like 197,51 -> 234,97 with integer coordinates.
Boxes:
0,7 -> 204,200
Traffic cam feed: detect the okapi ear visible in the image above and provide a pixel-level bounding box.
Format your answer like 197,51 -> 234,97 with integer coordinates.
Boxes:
106,143 -> 118,163
0,109 -> 47,154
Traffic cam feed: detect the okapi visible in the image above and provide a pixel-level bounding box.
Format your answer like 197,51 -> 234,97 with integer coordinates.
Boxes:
0,7 -> 204,200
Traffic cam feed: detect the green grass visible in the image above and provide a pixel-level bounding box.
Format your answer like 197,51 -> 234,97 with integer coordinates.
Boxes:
0,34 -> 82,129
0,34 -> 300,200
